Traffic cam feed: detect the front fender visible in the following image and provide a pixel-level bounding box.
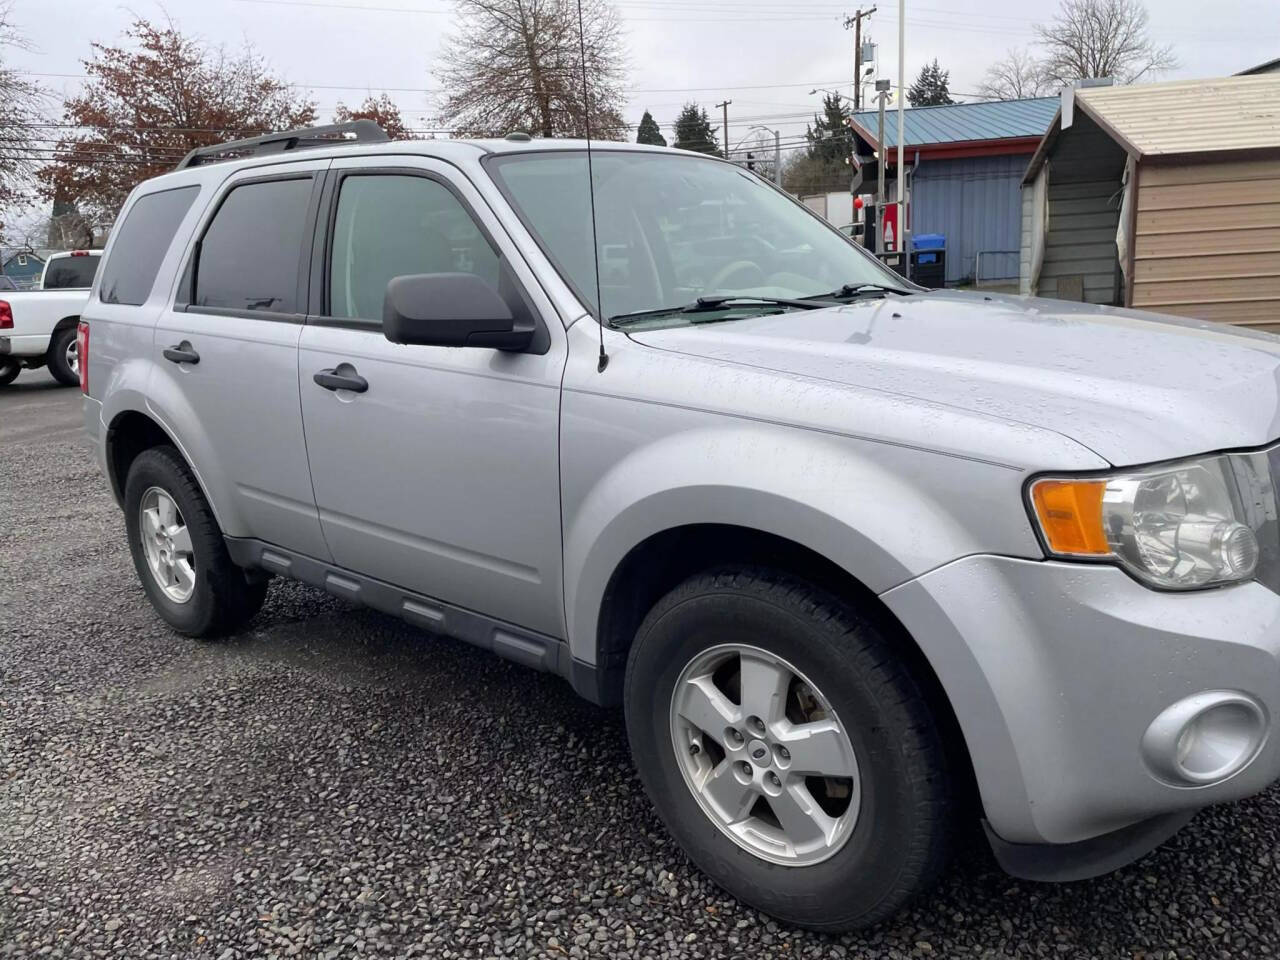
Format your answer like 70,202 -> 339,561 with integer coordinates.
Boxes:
561,412 -> 1043,664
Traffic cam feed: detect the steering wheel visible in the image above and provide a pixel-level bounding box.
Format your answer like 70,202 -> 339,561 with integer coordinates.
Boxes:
703,260 -> 766,295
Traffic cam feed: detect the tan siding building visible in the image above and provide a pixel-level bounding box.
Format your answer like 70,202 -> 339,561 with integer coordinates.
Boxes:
1132,156 -> 1280,328
1022,74 -> 1280,332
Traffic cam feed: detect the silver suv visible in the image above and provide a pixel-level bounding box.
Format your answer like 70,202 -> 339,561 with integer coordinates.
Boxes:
82,123 -> 1280,931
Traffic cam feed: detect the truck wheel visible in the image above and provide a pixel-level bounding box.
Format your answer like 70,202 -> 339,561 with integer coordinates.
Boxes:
124,446 -> 268,637
624,567 -> 953,931
46,326 -> 80,386
0,358 -> 18,386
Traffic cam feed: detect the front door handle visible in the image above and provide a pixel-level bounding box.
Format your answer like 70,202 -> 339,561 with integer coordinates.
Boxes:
313,364 -> 368,393
163,342 -> 199,365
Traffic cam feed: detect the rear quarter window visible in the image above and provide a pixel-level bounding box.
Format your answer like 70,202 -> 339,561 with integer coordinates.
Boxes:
99,185 -> 201,306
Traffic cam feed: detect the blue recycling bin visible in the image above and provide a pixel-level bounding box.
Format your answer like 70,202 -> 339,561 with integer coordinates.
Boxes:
911,233 -> 946,288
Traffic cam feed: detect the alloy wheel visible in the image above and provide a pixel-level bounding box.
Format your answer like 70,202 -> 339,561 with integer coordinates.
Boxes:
138,486 -> 196,603
669,643 -> 861,866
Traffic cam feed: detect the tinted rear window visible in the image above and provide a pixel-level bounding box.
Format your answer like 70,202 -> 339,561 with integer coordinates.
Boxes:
99,186 -> 200,305
43,255 -> 100,289
194,177 -> 312,315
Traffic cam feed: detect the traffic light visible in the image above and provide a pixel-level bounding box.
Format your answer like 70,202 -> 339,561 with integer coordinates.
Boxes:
746,152 -> 755,171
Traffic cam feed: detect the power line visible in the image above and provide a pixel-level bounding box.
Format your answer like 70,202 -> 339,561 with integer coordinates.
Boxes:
14,70 -> 876,96
226,0 -> 1038,33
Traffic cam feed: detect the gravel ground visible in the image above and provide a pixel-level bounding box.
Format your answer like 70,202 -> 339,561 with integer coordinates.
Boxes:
3,368 -> 1280,959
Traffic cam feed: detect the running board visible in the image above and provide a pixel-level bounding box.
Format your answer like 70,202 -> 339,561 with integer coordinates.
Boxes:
224,536 -> 572,677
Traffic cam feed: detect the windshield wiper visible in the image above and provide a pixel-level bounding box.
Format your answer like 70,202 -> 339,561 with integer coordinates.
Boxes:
609,295 -> 838,327
809,282 -> 914,300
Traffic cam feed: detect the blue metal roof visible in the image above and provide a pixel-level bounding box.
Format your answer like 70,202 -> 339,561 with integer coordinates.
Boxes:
850,97 -> 1059,149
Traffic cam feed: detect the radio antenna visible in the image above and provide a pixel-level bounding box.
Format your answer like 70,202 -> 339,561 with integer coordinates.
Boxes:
575,0 -> 608,372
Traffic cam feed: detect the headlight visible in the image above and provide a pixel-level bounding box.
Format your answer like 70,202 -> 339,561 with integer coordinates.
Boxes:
1029,453 -> 1266,590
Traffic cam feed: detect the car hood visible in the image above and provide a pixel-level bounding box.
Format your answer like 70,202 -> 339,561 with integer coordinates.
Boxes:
627,290 -> 1280,466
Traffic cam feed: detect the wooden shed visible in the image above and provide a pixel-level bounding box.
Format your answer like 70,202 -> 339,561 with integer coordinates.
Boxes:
1020,74 -> 1280,332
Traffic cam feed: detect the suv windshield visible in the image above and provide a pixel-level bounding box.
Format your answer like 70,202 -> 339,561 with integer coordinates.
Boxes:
487,150 -> 907,323
43,254 -> 100,289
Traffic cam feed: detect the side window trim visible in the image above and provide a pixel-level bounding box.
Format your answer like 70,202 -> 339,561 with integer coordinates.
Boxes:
176,170 -> 325,324
306,166 -> 546,352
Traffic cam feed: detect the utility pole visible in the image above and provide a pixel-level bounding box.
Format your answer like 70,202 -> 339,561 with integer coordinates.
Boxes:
897,0 -> 907,271
875,79 -> 890,254
715,100 -> 732,160
773,128 -> 781,186
844,7 -> 875,110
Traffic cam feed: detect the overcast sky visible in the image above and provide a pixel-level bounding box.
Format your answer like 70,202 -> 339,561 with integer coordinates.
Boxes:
7,0 -> 1277,160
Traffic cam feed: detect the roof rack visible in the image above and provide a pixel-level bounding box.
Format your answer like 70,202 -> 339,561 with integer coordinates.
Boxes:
175,120 -> 390,170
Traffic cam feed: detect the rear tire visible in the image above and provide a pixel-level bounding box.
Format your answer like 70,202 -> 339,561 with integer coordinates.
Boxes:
0,358 -> 18,386
124,445 -> 267,637
624,567 -> 953,931
47,325 -> 79,386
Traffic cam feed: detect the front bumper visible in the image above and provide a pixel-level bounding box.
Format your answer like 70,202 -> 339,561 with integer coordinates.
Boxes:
882,555 -> 1280,848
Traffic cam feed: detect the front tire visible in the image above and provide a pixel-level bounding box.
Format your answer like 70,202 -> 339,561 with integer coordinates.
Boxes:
46,325 -> 79,386
624,567 -> 953,931
124,446 -> 267,637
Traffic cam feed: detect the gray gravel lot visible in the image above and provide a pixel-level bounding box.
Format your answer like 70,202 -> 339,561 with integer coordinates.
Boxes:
3,368 -> 1280,958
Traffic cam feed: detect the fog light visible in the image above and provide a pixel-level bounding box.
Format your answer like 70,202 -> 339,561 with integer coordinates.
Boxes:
1142,691 -> 1268,786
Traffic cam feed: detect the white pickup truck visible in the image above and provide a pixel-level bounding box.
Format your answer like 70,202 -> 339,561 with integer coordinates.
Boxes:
0,250 -> 101,387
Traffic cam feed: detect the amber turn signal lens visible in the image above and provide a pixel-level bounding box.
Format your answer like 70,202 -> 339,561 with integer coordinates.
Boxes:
1030,479 -> 1110,556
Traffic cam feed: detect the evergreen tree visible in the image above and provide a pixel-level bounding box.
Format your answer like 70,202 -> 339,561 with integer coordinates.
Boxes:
805,92 -> 852,165
636,110 -> 666,146
671,102 -> 718,154
781,93 -> 858,195
907,59 -> 956,106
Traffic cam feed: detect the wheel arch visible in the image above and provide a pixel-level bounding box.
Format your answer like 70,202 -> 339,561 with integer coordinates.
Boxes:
51,314 -> 82,336
103,409 -> 223,533
105,409 -> 179,503
45,316 -> 83,359
588,522 -> 979,809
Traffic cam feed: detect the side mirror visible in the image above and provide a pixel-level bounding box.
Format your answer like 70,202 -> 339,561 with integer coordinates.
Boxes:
382,272 -> 533,351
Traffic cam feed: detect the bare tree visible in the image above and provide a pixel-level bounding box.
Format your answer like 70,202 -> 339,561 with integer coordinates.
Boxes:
735,129 -> 777,183
437,0 -> 627,140
1035,0 -> 1176,86
979,47 -> 1053,100
0,3 -> 48,241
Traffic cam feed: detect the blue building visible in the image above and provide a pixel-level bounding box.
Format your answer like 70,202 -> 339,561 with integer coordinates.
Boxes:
848,98 -> 1059,286
1,249 -> 48,289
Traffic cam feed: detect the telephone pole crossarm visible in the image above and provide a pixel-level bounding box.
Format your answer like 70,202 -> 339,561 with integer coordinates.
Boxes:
843,6 -> 876,110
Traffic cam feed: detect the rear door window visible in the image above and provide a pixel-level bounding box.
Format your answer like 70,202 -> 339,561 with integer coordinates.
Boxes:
99,185 -> 199,305
43,255 -> 100,289
193,177 -> 313,316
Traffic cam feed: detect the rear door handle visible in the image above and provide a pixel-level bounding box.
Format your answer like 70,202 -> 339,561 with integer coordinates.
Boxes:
163,342 -> 199,365
313,365 -> 368,393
